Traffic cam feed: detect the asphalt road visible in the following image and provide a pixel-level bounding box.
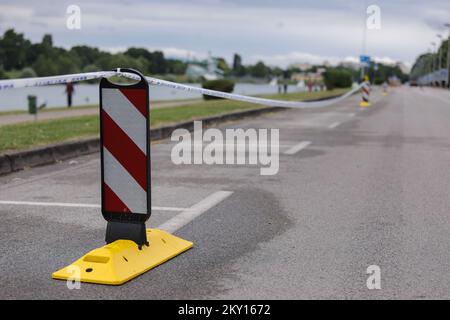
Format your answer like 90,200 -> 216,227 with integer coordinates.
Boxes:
0,85 -> 449,299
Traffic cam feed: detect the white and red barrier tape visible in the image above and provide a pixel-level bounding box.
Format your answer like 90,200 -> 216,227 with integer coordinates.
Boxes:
0,71 -> 116,91
0,69 -> 363,109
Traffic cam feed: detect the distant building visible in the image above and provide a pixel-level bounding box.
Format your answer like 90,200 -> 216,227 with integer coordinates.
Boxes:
339,61 -> 360,70
289,62 -> 312,71
388,75 -> 401,86
290,71 -> 323,84
395,62 -> 411,75
316,67 -> 326,74
185,54 -> 224,81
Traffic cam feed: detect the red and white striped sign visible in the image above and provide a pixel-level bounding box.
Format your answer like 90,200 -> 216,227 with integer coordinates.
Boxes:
100,78 -> 150,219
362,81 -> 370,103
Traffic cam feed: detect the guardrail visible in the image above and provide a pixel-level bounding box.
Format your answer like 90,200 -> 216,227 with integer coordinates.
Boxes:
417,68 -> 449,86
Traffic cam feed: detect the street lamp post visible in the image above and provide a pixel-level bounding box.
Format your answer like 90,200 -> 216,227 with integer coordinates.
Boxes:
436,34 -> 442,70
436,34 -> 443,87
430,42 -> 436,71
426,48 -> 432,85
445,23 -> 450,88
360,0 -> 368,82
428,48 -> 432,73
430,42 -> 436,86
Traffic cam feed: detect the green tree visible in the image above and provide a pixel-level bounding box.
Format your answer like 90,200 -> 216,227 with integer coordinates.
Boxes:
56,54 -> 80,74
32,55 -> 58,76
150,51 -> 167,74
371,63 -> 408,84
70,45 -> 103,67
216,57 -> 230,74
270,66 -> 284,77
124,47 -> 153,74
232,53 -> 245,76
26,43 -> 43,66
124,47 -> 152,60
167,59 -> 187,74
42,34 -> 53,47
250,61 -> 269,78
411,53 -> 434,81
82,64 -> 100,73
323,68 -> 352,90
96,53 -> 148,72
0,66 -> 7,79
38,34 -> 56,59
0,29 -> 31,70
437,39 -> 448,69
124,48 -> 168,74
20,67 -> 37,78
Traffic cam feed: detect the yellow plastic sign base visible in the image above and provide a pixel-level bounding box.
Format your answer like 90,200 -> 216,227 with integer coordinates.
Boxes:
52,229 -> 193,285
359,101 -> 370,107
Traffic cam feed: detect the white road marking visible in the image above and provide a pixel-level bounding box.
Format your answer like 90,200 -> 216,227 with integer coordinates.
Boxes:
298,112 -> 343,127
328,122 -> 341,129
348,113 -> 356,117
283,141 -> 311,155
1,191 -> 233,233
170,142 -> 293,148
157,190 -> 233,233
152,206 -> 185,212
0,200 -> 185,212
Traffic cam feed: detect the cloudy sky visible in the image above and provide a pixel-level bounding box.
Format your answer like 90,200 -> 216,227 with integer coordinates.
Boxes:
1,0 -> 449,68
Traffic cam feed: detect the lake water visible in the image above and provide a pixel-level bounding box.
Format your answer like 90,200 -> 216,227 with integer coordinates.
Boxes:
0,83 -> 304,111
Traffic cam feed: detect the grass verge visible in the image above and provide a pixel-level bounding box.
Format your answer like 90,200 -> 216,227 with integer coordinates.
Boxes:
0,88 -> 348,153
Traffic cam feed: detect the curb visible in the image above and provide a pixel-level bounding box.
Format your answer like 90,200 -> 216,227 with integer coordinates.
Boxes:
0,138 -> 100,175
149,106 -> 287,140
0,93 -> 344,175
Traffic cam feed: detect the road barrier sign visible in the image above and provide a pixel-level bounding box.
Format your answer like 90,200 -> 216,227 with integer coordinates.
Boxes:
52,69 -> 193,285
100,69 -> 151,246
382,82 -> 388,96
360,75 -> 370,108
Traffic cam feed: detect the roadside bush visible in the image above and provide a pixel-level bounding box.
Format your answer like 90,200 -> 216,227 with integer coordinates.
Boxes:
82,64 -> 100,73
323,68 -> 352,90
202,79 -> 234,100
374,77 -> 385,85
0,66 -> 7,79
20,67 -> 37,78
